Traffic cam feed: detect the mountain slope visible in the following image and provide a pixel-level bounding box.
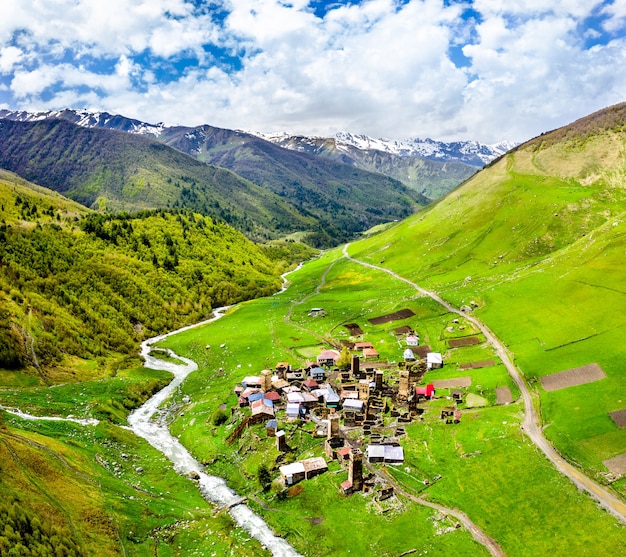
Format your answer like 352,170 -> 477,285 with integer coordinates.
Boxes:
158,124 -> 428,243
259,133 -> 479,199
0,108 -> 492,202
349,101 -> 626,482
0,117 -> 424,246
0,118 -> 320,243
0,170 -> 317,373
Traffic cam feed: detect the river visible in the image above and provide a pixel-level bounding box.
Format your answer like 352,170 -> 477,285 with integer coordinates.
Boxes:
127,307 -> 301,557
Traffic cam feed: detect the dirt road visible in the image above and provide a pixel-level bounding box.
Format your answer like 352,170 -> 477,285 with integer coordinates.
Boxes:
343,244 -> 626,526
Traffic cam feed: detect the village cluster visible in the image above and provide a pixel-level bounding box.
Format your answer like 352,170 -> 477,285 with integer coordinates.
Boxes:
229,310 -> 464,497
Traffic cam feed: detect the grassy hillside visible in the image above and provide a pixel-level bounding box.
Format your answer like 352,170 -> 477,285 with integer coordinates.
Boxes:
0,402 -> 268,556
156,247 -> 626,556
348,102 -> 626,479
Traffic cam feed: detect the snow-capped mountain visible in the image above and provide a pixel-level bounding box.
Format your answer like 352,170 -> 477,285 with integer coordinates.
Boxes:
0,109 -> 165,137
258,130 -> 516,167
0,108 -> 512,199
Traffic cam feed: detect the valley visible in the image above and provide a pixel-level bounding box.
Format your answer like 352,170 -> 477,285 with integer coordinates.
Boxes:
1,102 -> 626,555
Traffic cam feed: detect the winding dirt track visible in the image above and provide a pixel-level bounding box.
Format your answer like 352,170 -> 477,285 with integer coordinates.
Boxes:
296,255 -> 505,556
342,244 -> 626,526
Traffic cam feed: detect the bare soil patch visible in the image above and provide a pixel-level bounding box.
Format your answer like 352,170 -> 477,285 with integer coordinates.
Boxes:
410,345 -> 432,359
460,360 -> 496,370
603,452 -> 626,475
431,377 -> 472,389
540,363 -> 606,391
368,308 -> 415,325
448,337 -> 481,348
344,323 -> 364,335
609,409 -> 626,428
287,485 -> 304,497
496,387 -> 513,405
394,325 -> 413,335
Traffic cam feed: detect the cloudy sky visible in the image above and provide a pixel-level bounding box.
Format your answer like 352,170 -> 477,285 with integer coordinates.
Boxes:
0,0 -> 625,143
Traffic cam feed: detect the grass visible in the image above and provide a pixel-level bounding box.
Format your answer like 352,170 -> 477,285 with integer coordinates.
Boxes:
0,414 -> 266,557
0,364 -> 171,423
159,245 -> 626,554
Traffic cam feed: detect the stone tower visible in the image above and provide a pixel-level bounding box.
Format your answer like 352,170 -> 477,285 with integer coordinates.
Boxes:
398,369 -> 410,399
358,379 -> 370,401
327,414 -> 340,440
349,448 -> 363,492
351,354 -> 360,376
375,370 -> 384,391
276,430 -> 287,452
261,369 -> 272,391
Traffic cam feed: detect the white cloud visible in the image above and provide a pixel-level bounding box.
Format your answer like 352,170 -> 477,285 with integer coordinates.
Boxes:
601,0 -> 626,32
1,0 -> 625,143
0,46 -> 23,73
0,0 -> 217,57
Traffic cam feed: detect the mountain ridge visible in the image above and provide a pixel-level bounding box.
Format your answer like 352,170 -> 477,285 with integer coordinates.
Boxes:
255,130 -> 516,167
0,118 -> 425,246
0,108 -> 513,200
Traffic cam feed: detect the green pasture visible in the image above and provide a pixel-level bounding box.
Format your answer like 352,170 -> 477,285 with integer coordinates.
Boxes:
249,469 -> 487,557
0,414 -> 265,557
160,234 -> 626,554
400,403 -> 626,556
343,148 -> 626,493
0,365 -> 171,423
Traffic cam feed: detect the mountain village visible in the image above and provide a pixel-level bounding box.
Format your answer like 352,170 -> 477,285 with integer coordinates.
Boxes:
224,305 -> 486,503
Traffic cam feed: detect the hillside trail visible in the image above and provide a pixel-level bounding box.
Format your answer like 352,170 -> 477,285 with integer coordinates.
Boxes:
342,243 -> 626,526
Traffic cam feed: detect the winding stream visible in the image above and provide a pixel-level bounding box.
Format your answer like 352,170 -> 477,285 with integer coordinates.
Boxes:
128,307 -> 301,557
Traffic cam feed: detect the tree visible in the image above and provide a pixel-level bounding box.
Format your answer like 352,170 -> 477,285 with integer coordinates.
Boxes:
257,464 -> 272,492
336,346 -> 351,369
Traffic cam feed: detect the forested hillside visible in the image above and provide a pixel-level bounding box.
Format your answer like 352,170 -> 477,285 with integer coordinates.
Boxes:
0,118 -> 425,246
159,124 -> 429,242
0,171 -> 315,375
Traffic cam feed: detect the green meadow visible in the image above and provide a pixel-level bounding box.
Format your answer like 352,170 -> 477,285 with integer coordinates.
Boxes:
345,135 -> 626,494
160,242 -> 626,555
0,412 -> 267,557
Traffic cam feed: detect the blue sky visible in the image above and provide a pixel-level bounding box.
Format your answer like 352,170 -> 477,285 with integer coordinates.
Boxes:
0,0 -> 625,143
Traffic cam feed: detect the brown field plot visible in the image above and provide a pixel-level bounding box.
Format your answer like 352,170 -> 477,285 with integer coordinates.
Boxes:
603,452 -> 626,475
460,360 -> 496,370
609,409 -> 626,428
410,345 -> 432,359
448,337 -> 481,348
496,387 -> 513,404
540,363 -> 606,392
368,308 -> 415,325
344,323 -> 364,335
